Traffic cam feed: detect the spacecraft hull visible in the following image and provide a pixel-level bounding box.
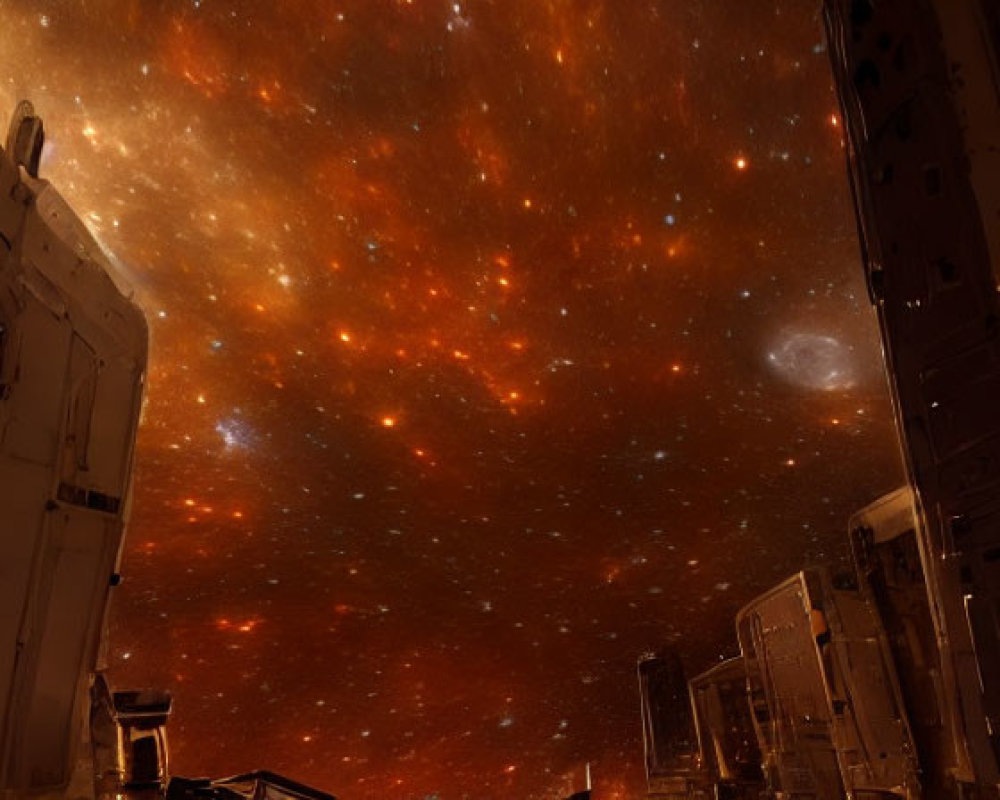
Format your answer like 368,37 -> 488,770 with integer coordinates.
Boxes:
825,0 -> 1000,787
0,111 -> 148,799
688,658 -> 763,797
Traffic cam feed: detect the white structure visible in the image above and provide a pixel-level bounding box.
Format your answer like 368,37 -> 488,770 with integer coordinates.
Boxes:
0,102 -> 148,800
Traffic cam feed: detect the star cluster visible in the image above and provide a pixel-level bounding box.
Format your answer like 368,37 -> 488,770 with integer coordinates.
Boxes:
2,2 -> 902,798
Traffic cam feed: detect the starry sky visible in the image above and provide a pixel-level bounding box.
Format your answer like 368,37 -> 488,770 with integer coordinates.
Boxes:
2,1 -> 906,798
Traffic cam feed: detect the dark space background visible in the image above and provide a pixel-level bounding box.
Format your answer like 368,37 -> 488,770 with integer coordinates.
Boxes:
2,1 -> 903,797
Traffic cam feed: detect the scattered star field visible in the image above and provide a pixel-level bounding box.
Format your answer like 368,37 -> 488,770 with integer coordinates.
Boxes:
2,1 -> 905,798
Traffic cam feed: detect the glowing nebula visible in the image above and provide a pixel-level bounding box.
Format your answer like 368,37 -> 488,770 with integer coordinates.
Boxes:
767,332 -> 856,391
0,1 -> 902,798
